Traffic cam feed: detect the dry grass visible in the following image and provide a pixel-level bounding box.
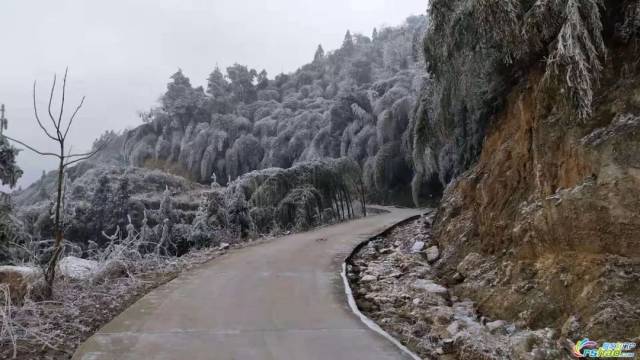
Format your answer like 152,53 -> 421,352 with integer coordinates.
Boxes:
0,241 -> 227,359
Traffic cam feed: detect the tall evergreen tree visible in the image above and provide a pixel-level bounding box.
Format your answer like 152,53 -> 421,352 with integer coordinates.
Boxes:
207,67 -> 228,98
162,69 -> 206,120
0,115 -> 22,263
314,45 -> 325,63
0,135 -> 22,188
226,64 -> 258,104
342,30 -> 355,56
257,69 -> 269,90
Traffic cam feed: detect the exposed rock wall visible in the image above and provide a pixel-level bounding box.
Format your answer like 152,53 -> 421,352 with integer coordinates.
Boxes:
433,55 -> 640,341
413,0 -> 640,347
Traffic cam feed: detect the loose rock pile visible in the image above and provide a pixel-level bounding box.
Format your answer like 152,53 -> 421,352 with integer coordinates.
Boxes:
347,215 -> 562,359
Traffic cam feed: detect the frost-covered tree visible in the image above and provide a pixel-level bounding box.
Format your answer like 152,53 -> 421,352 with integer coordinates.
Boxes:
163,70 -> 207,121
188,195 -> 214,248
226,135 -> 264,180
159,186 -> 175,224
119,16 -> 428,205
350,58 -> 373,85
226,191 -> 253,238
542,0 -> 606,120
257,69 -> 270,90
0,113 -> 23,264
314,45 -> 325,63
226,64 -> 258,104
112,177 -> 131,232
90,175 -> 111,243
0,137 -> 22,189
207,67 -> 228,98
342,30 -> 355,56
37,170 -> 48,201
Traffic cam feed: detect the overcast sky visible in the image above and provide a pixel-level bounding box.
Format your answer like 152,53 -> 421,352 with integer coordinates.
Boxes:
0,0 -> 427,189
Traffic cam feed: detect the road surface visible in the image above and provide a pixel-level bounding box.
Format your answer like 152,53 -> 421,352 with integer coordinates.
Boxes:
74,207 -> 423,360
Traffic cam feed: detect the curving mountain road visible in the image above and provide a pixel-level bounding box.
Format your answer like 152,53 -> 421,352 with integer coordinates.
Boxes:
73,207 -> 423,360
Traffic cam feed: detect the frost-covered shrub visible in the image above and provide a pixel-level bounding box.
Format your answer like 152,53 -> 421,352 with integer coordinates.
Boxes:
249,207 -> 276,234
226,191 -> 254,238
276,187 -> 322,231
225,158 -> 364,231
203,191 -> 229,229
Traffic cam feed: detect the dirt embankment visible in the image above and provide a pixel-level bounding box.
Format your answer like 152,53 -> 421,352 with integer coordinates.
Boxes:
432,59 -> 640,342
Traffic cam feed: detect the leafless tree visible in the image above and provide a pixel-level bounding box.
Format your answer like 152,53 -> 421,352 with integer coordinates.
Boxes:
3,68 -> 106,297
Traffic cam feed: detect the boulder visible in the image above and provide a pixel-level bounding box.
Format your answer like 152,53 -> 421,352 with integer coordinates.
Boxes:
94,260 -> 129,282
219,242 -> 230,250
0,266 -> 45,304
360,274 -> 377,283
452,272 -> 464,283
560,315 -> 580,339
58,256 -> 98,281
411,279 -> 448,295
509,332 -> 537,356
486,320 -> 507,334
426,246 -> 440,263
446,321 -> 460,336
411,241 -> 425,253
457,252 -> 483,278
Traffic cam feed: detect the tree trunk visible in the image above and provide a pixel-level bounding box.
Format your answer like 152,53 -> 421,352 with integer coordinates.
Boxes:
44,159 -> 65,298
338,190 -> 345,220
358,176 -> 367,217
343,188 -> 353,219
333,192 -> 341,220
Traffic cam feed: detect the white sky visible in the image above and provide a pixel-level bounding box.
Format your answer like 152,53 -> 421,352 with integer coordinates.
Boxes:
0,0 -> 427,189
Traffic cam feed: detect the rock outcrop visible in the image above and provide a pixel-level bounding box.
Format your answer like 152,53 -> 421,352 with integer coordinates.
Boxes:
413,0 -> 640,347
57,256 -> 99,281
433,63 -> 640,342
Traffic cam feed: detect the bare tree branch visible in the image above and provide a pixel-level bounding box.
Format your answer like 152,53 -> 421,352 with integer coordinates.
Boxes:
63,96 -> 85,140
63,149 -> 102,168
65,144 -> 105,159
32,81 -> 59,141
3,135 -> 61,158
57,68 -> 69,130
47,73 -> 60,136
63,141 -> 108,167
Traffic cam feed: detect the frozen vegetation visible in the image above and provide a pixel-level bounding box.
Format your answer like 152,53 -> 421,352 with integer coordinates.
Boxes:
4,16 -> 427,264
1,0 -> 639,356
0,16 -> 429,358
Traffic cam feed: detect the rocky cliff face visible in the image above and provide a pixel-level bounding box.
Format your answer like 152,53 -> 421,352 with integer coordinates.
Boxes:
416,0 -> 640,347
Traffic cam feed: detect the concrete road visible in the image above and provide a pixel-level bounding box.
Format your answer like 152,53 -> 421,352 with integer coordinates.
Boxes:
74,207 -> 423,360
